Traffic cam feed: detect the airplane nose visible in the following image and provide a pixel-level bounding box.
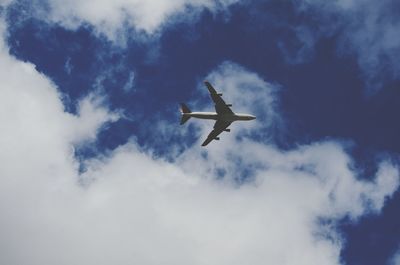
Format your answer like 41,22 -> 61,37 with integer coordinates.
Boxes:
252,115 -> 256,120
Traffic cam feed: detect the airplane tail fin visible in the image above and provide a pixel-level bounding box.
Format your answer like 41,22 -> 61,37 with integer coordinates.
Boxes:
180,103 -> 191,114
180,103 -> 191,125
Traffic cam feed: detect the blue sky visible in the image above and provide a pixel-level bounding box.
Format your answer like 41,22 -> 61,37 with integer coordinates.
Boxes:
1,0 -> 400,264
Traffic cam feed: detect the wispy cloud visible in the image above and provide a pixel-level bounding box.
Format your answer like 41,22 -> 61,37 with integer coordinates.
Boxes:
10,0 -> 240,43
391,251 -> 400,265
288,0 -> 400,93
122,71 -> 135,92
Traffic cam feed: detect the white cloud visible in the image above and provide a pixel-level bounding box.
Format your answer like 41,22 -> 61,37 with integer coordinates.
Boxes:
29,0 -> 239,41
71,94 -> 120,144
0,18 -> 399,265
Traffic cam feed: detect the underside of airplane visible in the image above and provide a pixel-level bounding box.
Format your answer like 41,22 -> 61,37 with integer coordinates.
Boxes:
180,81 -> 256,146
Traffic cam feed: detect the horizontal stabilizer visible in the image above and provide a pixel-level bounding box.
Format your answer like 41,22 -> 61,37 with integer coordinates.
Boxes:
180,114 -> 190,125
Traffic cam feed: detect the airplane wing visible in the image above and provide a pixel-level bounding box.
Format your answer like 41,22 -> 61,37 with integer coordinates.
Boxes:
201,120 -> 232,146
204,81 -> 234,115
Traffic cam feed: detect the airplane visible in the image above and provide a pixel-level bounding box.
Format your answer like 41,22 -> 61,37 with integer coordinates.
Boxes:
180,81 -> 256,146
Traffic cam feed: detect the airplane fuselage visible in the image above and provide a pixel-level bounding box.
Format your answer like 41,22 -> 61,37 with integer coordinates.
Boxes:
185,112 -> 256,122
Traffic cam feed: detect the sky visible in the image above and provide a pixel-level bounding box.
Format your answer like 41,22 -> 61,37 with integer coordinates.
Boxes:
0,0 -> 400,264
